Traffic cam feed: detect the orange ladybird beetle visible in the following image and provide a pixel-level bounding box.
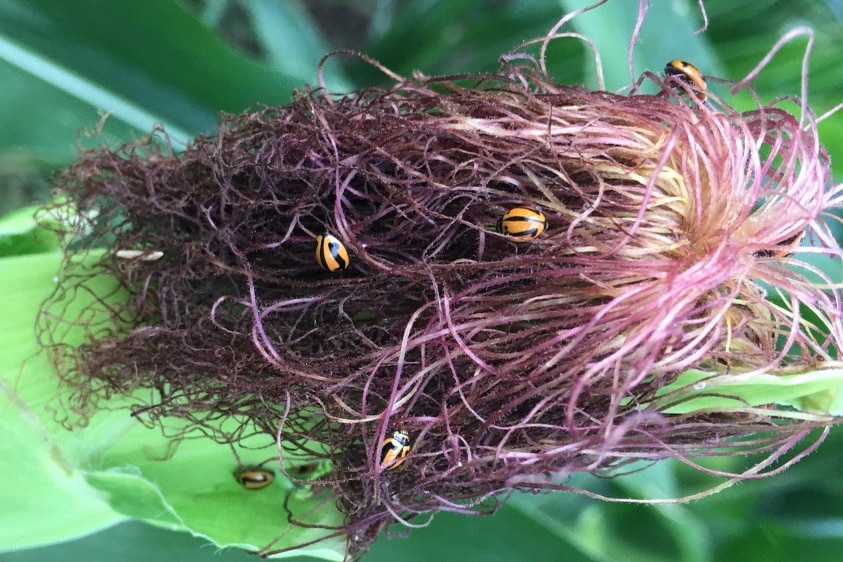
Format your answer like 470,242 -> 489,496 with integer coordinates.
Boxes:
233,466 -> 275,490
315,232 -> 350,272
664,59 -> 707,102
496,207 -> 548,240
380,429 -> 411,470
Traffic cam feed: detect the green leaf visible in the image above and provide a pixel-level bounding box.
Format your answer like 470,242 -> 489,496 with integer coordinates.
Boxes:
241,0 -> 352,92
361,0 -> 584,85
84,416 -> 345,559
363,0 -> 481,76
0,521 -> 260,562
0,253 -> 126,550
612,465 -> 711,562
0,252 -> 344,559
504,470 -> 709,562
0,204 -> 61,257
0,384 -> 126,551
0,60 -> 140,165
0,0 -> 310,144
0,205 -> 42,236
365,497 -> 591,562
654,368 -> 843,416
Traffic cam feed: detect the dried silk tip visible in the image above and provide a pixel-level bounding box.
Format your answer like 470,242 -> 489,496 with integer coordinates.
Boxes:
114,249 -> 164,261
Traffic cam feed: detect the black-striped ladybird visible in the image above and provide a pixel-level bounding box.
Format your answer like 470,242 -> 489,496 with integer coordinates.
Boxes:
315,232 -> 350,272
496,207 -> 548,240
664,59 -> 707,101
380,429 -> 411,470
233,467 -> 275,490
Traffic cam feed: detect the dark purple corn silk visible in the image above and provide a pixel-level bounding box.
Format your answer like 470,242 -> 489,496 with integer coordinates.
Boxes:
42,57 -> 843,555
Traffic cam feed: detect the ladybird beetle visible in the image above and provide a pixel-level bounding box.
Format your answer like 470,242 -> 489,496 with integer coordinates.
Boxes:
233,467 -> 275,490
289,460 -> 332,479
380,429 -> 411,470
496,207 -> 548,240
755,231 -> 805,258
289,461 -> 333,499
315,232 -> 350,272
664,59 -> 707,101
290,462 -> 320,477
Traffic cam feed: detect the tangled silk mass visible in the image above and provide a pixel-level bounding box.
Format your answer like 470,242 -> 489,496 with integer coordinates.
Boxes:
39,8 -> 843,559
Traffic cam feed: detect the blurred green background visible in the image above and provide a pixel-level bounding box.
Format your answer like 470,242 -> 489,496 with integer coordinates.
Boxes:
1,1 -> 842,561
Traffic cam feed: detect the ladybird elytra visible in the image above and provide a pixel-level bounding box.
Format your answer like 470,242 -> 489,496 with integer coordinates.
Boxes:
664,59 -> 707,101
379,429 -> 411,470
496,207 -> 548,240
233,467 -> 275,490
315,232 -> 350,271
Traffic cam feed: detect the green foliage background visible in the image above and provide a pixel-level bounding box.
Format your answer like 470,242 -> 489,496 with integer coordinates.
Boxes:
1,1 -> 842,561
